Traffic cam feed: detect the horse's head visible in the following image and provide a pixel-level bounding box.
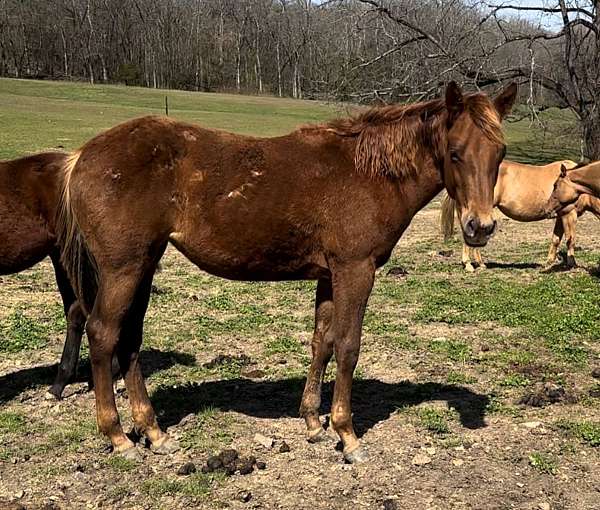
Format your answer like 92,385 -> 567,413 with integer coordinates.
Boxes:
545,164 -> 585,218
443,82 -> 517,247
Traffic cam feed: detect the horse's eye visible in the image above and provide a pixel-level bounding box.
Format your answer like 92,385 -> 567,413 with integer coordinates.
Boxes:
450,151 -> 460,163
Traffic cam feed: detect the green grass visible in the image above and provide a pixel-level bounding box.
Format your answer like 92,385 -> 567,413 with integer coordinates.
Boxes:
141,472 -> 224,499
416,407 -> 451,434
0,411 -> 26,434
528,452 -> 558,475
556,420 -> 600,447
0,309 -> 50,353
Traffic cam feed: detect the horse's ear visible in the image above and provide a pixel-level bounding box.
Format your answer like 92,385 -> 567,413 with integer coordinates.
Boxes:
493,83 -> 518,119
560,163 -> 568,177
445,81 -> 464,126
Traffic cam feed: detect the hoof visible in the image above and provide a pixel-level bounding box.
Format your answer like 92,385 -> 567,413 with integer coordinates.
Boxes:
343,445 -> 369,464
307,428 -> 333,444
45,387 -> 62,400
118,446 -> 143,462
478,263 -> 487,270
565,257 -> 577,268
464,264 -> 475,273
151,436 -> 181,455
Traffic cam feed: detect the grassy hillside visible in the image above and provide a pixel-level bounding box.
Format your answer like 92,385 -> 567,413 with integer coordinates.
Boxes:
0,78 -> 580,163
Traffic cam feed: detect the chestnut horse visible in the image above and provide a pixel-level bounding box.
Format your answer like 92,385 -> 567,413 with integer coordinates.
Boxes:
546,161 -> 600,215
57,82 -> 517,463
441,159 -> 600,270
0,152 -> 86,398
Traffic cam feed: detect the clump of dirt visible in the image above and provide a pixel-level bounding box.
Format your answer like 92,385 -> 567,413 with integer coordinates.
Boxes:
387,266 -> 408,277
202,354 -> 252,369
199,448 -> 264,477
519,382 -> 576,407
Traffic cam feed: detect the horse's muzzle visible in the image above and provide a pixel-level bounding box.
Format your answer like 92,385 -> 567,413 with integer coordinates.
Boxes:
462,216 -> 496,247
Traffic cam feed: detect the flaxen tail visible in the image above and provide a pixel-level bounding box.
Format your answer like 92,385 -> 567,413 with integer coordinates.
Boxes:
440,191 -> 457,241
56,151 -> 99,314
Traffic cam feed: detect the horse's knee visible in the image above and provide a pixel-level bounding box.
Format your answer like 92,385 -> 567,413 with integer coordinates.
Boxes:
86,319 -> 119,361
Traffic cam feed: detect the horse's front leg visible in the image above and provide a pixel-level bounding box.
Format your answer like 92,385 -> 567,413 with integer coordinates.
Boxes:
462,244 -> 475,272
328,260 -> 375,463
473,247 -> 486,270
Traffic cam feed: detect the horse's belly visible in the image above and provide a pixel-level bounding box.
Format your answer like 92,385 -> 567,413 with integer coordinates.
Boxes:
0,198 -> 52,274
169,229 -> 328,282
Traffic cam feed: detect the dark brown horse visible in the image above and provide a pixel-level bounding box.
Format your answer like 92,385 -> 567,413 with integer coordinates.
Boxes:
0,152 -> 86,399
57,82 -> 517,463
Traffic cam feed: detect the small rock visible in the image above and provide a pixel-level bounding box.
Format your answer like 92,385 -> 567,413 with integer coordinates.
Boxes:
23,454 -> 30,462
177,462 -> 197,476
279,441 -> 291,453
592,367 -> 600,379
178,413 -> 196,426
14,491 -> 24,500
256,461 -> 266,470
522,421 -> 542,429
452,459 -> 464,467
383,500 -> 398,510
516,482 -> 525,488
236,490 -> 252,503
424,446 -> 436,455
411,453 -> 431,466
538,503 -> 551,510
254,433 -> 274,449
480,344 -> 490,352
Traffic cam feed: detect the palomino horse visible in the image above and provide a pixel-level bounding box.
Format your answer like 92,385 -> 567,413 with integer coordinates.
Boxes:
0,152 -> 86,398
56,82 -> 517,463
441,159 -> 600,270
546,161 -> 600,215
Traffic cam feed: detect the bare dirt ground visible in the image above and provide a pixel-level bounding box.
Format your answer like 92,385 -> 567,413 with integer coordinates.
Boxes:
1,199 -> 599,510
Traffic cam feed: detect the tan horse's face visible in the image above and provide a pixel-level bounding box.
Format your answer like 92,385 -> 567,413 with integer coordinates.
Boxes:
545,166 -> 582,217
442,82 -> 517,247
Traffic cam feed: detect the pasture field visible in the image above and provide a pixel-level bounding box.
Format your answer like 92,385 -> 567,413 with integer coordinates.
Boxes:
0,79 -> 598,509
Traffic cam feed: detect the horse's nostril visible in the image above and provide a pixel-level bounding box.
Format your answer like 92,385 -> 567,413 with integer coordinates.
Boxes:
485,220 -> 497,236
465,218 -> 478,237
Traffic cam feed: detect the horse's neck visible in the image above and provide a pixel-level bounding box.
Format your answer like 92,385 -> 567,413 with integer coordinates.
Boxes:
571,163 -> 600,197
392,155 -> 444,222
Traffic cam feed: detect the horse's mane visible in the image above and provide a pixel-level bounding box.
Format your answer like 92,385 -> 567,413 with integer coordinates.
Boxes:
314,93 -> 503,180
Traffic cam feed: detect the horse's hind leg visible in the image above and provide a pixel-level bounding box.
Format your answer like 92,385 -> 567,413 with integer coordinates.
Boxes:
546,219 -> 564,267
117,266 -> 179,455
300,278 -> 334,443
328,261 -> 375,463
562,210 -> 577,268
86,267 -> 151,458
48,252 -> 86,399
462,244 -> 475,272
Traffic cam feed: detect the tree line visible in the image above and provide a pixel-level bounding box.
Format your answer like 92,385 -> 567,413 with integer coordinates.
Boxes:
0,0 -> 598,158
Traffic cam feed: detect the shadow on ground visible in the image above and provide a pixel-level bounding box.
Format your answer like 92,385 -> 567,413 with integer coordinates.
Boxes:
151,378 -> 490,436
0,348 -> 195,403
484,261 -> 543,270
